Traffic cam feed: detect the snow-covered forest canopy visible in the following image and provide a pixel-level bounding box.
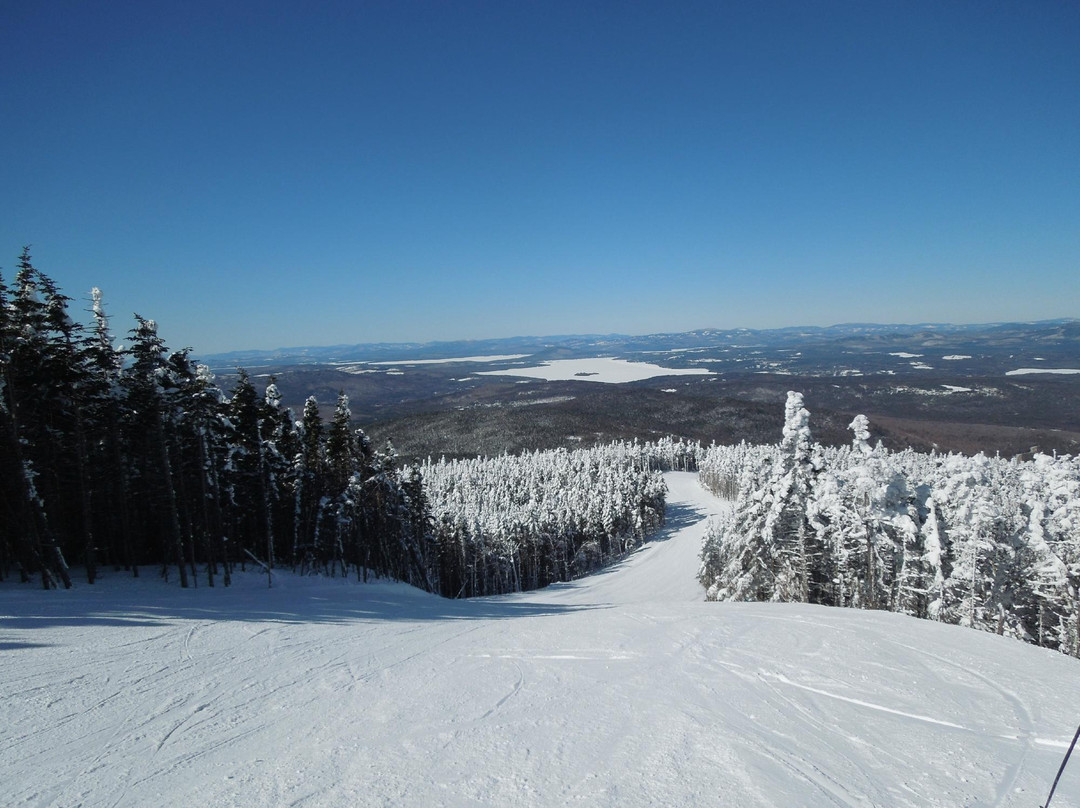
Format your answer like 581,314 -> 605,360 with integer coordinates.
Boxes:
699,392 -> 1080,657
422,445 -> 669,597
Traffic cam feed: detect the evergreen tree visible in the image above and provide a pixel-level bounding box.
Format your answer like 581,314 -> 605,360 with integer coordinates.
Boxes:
0,250 -> 73,588
322,391 -> 358,576
294,396 -> 324,571
85,287 -> 136,574
124,315 -> 188,587
225,369 -> 275,572
167,351 -> 230,586
263,379 -> 299,573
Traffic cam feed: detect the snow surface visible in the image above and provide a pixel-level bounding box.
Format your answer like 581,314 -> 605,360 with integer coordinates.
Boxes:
942,355 -> 972,360
1006,368 -> 1080,376
889,352 -> 924,358
478,357 -> 712,384
3,473 -> 1079,807
335,366 -> 379,374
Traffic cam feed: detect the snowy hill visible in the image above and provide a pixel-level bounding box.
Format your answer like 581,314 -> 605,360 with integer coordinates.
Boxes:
2,474 -> 1078,807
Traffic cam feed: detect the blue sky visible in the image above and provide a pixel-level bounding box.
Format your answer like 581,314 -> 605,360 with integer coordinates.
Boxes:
2,1 -> 1077,356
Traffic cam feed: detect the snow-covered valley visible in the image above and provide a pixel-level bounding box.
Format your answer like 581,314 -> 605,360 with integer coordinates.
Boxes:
3,473 -> 1079,807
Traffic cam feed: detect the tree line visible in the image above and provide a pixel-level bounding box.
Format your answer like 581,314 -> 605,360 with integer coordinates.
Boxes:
0,250 -> 432,590
698,392 -> 1080,657
0,250 -> 676,596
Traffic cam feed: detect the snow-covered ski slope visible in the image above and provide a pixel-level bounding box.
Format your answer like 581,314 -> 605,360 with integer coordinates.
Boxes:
3,473 -> 1079,807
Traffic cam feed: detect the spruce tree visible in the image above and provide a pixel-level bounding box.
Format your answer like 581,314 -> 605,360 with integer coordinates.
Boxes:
1,250 -> 73,588
125,315 -> 188,587
294,396 -> 324,571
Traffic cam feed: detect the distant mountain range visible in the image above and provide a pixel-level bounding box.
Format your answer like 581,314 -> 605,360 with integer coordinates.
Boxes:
202,318 -> 1080,461
205,318 -> 1080,371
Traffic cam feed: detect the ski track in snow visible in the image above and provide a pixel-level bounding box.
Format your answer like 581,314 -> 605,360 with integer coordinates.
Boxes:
2,472 -> 1079,807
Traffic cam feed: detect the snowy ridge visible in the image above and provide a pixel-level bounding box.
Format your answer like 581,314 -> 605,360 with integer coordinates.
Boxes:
2,474 -> 1079,807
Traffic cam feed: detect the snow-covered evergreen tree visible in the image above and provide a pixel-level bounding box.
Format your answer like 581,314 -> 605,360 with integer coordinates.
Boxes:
697,399 -> 1080,655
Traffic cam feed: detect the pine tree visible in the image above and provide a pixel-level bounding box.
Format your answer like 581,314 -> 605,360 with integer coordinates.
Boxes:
38,270 -> 98,583
167,351 -> 230,586
124,315 -> 188,588
400,465 -> 436,591
322,392 -> 357,576
1,250 -> 73,588
294,396 -> 324,571
774,392 -> 819,602
85,287 -> 136,574
226,369 -> 275,573
0,264 -> 44,584
263,378 -> 299,573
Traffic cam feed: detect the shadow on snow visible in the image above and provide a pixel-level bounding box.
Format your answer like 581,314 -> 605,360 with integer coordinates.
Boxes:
0,576 -> 608,630
0,498 -> 709,631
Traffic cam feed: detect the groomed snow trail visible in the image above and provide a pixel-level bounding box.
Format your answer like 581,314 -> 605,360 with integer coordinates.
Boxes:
2,473 -> 1078,807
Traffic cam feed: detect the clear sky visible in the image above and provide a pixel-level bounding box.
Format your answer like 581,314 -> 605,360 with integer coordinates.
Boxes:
2,1 -> 1077,356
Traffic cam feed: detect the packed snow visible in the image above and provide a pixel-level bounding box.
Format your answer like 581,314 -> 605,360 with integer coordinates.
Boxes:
478,357 -> 712,384
2,474 -> 1079,807
1006,368 -> 1080,376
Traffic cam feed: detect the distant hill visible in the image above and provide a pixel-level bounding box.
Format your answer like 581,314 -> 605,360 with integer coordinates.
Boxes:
204,319 -> 1080,461
204,318 -> 1080,370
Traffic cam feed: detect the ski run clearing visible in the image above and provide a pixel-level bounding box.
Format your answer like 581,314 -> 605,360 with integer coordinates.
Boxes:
3,474 -> 1079,808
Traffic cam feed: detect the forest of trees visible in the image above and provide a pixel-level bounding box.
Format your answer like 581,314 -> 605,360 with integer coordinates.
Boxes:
698,392 -> 1080,657
0,250 -> 435,590
0,251 -> 674,596
422,444 -> 669,597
